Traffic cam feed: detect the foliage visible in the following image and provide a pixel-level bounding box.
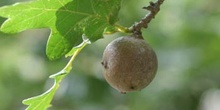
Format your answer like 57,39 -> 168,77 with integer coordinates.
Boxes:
22,38 -> 90,110
0,0 -> 121,109
0,0 -> 121,60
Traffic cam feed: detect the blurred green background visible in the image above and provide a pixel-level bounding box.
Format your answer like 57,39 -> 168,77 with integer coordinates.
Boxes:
0,0 -> 220,110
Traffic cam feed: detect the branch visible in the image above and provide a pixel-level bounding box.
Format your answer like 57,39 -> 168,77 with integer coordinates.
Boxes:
129,0 -> 165,37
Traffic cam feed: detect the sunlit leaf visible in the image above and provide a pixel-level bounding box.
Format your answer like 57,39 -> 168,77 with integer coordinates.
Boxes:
22,38 -> 90,110
0,0 -> 121,60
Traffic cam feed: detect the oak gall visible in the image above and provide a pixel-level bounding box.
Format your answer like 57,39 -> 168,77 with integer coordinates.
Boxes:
102,35 -> 157,93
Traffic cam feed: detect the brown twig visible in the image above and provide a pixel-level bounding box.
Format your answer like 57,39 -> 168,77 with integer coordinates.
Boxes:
129,0 -> 165,38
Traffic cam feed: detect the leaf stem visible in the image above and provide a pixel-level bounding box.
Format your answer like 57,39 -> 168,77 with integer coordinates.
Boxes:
64,38 -> 90,72
50,38 -> 90,78
115,24 -> 131,33
63,43 -> 86,72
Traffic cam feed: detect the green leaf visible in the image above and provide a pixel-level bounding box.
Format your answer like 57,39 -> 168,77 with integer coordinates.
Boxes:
22,38 -> 90,110
0,0 -> 72,60
23,70 -> 66,110
53,0 -> 121,59
0,0 -> 121,60
0,0 -> 121,59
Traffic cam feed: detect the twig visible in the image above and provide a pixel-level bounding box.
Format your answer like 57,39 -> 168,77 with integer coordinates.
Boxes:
129,0 -> 165,37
